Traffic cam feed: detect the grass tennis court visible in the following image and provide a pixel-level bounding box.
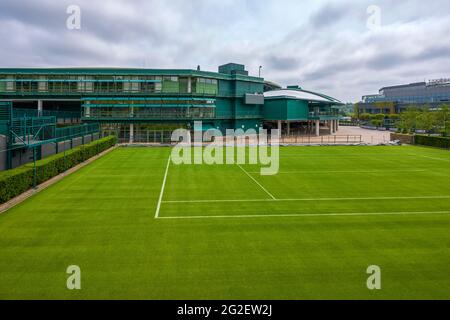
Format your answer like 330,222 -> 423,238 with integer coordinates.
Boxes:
0,145 -> 449,299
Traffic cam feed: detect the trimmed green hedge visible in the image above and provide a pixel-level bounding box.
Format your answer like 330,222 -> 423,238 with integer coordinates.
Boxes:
415,135 -> 450,149
0,135 -> 117,204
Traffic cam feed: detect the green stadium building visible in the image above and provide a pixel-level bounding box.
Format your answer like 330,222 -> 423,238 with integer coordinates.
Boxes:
0,63 -> 343,170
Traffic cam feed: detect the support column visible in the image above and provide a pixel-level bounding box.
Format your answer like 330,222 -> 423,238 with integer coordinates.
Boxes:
336,119 -> 339,132
277,120 -> 282,136
37,100 -> 43,117
329,120 -> 333,134
315,120 -> 320,136
129,123 -> 134,144
287,121 -> 291,135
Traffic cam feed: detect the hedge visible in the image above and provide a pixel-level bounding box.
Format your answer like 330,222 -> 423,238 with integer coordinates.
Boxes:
0,135 -> 117,204
415,135 -> 450,149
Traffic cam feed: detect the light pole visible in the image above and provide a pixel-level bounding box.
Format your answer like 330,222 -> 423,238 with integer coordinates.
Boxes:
259,66 -> 262,78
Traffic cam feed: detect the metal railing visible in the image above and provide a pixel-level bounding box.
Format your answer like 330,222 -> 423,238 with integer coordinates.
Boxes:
279,135 -> 363,144
13,108 -> 81,122
10,115 -> 99,148
108,127 -> 363,145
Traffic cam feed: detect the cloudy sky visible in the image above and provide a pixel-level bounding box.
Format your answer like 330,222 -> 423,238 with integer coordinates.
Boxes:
1,0 -> 450,102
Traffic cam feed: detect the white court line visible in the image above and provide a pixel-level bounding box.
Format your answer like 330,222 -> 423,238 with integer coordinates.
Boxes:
237,164 -> 276,200
161,195 -> 450,204
157,211 -> 450,220
154,155 -> 171,219
246,169 -> 428,174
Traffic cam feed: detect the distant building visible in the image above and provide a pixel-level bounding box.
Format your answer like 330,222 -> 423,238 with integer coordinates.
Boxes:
357,79 -> 450,115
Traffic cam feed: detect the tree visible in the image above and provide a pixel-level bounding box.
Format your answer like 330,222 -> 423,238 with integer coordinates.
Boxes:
371,114 -> 386,121
434,104 -> 449,136
359,113 -> 372,121
399,106 -> 420,133
416,108 -> 434,133
388,114 -> 400,120
371,119 -> 383,127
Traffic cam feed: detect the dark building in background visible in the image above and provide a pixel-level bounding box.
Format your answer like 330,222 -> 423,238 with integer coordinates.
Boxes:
357,79 -> 450,115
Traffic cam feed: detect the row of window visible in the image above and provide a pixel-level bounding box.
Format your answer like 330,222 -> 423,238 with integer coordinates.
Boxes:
0,75 -> 210,81
197,78 -> 218,85
85,99 -> 215,106
364,95 -> 450,104
84,107 -> 216,119
0,75 -> 218,95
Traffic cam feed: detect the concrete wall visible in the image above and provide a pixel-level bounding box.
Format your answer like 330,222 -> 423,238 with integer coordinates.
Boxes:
41,142 -> 56,158
84,135 -> 92,144
11,149 -> 33,168
391,133 -> 414,144
57,140 -> 71,154
1,132 -> 102,171
0,135 -> 7,171
72,137 -> 82,148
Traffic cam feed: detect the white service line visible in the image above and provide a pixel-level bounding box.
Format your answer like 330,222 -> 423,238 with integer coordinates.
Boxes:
154,155 -> 171,219
246,169 -> 428,174
162,196 -> 450,203
157,211 -> 450,220
237,164 -> 276,200
161,195 -> 450,204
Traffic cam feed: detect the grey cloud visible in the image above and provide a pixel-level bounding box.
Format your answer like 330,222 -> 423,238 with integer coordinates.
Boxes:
365,52 -> 406,70
266,56 -> 301,71
309,2 -> 350,29
1,0 -> 450,102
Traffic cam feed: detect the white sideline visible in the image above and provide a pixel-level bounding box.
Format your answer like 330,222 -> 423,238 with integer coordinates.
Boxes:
161,195 -> 450,204
237,164 -> 276,200
246,169 -> 429,174
154,155 -> 171,219
157,211 -> 450,220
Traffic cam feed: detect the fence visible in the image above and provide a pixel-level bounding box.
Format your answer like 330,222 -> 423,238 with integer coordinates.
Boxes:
109,128 -> 363,145
279,135 -> 363,144
12,108 -> 81,124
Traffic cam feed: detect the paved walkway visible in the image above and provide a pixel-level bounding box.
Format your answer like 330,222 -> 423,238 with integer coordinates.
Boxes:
334,126 -> 391,144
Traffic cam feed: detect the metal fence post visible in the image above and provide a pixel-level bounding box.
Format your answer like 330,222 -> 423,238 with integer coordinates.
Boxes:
33,147 -> 37,189
64,141 -> 67,172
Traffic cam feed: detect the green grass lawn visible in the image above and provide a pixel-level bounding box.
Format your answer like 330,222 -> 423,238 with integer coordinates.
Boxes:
0,145 -> 449,299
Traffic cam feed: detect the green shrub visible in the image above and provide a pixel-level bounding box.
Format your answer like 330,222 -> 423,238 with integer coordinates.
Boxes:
0,135 -> 117,204
415,135 -> 450,149
0,167 -> 34,204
